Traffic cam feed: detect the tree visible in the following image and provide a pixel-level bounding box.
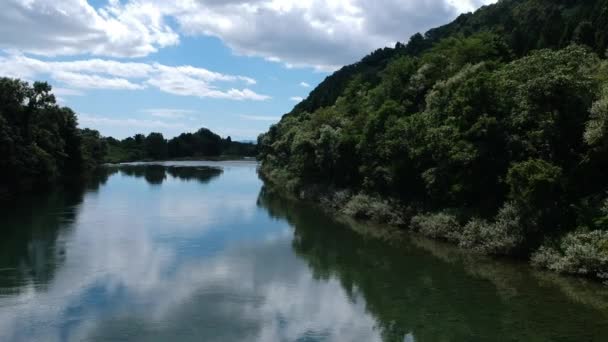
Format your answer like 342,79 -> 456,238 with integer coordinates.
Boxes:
145,133 -> 168,160
0,78 -> 107,198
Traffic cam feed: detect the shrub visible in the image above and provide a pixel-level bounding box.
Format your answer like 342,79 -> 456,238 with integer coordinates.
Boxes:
320,189 -> 352,210
410,212 -> 461,242
460,203 -> 524,255
342,193 -> 404,225
459,218 -> 489,249
532,230 -> 608,282
584,85 -> 608,146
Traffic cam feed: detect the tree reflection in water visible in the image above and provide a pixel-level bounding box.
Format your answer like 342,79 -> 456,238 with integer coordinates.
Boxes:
0,164 -> 222,294
257,185 -> 608,342
0,168 -> 115,292
116,164 -> 223,185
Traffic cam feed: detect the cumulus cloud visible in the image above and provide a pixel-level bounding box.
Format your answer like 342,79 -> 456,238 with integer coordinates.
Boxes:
0,52 -> 269,100
170,0 -> 498,70
53,71 -> 145,90
290,96 -> 303,102
300,82 -> 310,88
0,0 -> 178,58
0,0 -> 498,71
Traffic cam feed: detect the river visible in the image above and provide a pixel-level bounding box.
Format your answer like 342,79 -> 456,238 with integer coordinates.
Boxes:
0,161 -> 607,341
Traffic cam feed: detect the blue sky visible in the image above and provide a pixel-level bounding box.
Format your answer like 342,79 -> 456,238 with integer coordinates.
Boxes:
0,0 -> 495,140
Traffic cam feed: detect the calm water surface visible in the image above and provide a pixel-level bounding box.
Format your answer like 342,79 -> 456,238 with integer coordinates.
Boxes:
1,161 -> 608,341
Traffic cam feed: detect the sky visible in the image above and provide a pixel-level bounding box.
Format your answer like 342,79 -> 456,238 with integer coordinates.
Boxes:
0,0 -> 496,141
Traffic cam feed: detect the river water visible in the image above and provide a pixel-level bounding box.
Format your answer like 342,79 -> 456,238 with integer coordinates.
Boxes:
1,161 -> 607,341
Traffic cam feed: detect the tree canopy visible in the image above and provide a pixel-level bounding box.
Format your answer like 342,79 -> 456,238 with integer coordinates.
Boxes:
0,78 -> 106,199
258,0 -> 608,280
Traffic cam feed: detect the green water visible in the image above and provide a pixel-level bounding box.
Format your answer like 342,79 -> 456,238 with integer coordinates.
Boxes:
0,161 -> 607,341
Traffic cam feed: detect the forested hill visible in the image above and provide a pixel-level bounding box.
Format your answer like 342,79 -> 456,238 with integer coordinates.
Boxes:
258,0 -> 608,281
290,0 -> 608,117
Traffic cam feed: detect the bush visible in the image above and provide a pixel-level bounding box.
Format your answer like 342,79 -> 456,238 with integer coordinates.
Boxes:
319,189 -> 352,211
342,193 -> 405,225
460,203 -> 524,255
532,230 -> 608,282
410,212 -> 461,242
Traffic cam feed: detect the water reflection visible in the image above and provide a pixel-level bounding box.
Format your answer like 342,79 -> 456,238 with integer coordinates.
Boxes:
257,186 -> 608,342
0,162 -> 381,342
0,164 -> 607,342
115,164 -> 223,185
0,170 -> 113,293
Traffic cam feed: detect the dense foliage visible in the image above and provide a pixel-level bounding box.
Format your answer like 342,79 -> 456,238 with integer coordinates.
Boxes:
258,0 -> 608,280
105,129 -> 256,163
0,78 -> 106,199
0,78 -> 256,197
291,0 -> 608,116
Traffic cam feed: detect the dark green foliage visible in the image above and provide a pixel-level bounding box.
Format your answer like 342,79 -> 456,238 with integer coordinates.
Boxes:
288,0 -> 608,120
168,128 -> 221,158
0,78 -> 106,199
145,132 -> 169,160
259,0 -> 608,280
0,78 -> 256,196
507,160 -> 563,213
105,128 -> 257,163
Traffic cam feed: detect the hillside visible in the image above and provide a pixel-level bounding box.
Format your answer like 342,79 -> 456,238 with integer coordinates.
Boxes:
258,0 -> 608,281
290,0 -> 608,119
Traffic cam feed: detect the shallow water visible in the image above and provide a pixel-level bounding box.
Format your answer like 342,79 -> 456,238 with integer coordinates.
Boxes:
0,161 -> 607,341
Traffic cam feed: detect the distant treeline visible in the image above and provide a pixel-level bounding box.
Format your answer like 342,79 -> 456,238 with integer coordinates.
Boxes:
105,130 -> 257,163
0,77 -> 256,198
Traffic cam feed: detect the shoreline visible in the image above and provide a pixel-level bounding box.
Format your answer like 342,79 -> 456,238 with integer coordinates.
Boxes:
258,165 -> 608,286
104,156 -> 258,165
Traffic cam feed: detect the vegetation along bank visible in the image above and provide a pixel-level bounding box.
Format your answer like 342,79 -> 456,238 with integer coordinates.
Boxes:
257,0 -> 608,282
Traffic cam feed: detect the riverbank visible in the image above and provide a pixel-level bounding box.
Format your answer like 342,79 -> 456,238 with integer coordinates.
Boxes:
105,155 -> 257,164
258,165 -> 608,285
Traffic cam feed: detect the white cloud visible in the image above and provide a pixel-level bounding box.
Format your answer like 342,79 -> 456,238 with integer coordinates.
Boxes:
53,71 -> 145,90
0,0 -> 498,71
0,52 -> 269,100
146,72 -> 270,100
300,82 -> 310,88
290,96 -> 303,102
168,0 -> 498,70
52,87 -> 85,97
0,0 -> 179,58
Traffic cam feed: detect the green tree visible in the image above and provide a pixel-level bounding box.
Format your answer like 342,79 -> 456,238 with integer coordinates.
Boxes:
145,132 -> 168,160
